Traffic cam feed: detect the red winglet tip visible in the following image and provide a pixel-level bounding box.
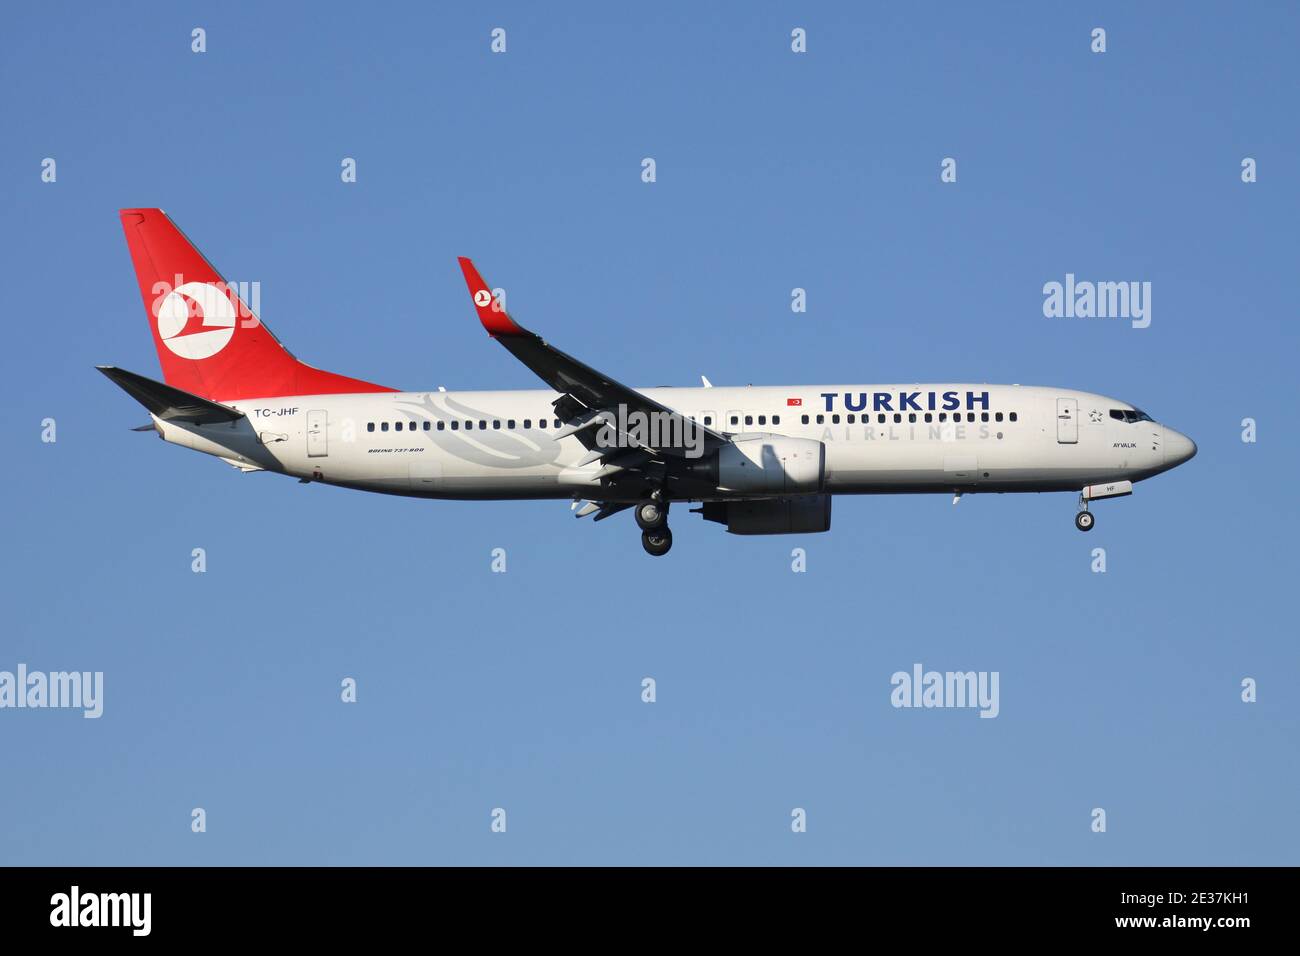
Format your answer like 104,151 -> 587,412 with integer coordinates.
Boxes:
457,257 -> 524,336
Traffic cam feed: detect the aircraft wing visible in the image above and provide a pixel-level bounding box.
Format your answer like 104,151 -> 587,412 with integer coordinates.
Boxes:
457,258 -> 729,461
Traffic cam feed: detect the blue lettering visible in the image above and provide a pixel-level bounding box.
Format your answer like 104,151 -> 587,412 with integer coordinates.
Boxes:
967,390 -> 989,410
900,392 -> 921,411
844,392 -> 868,412
873,392 -> 893,412
820,392 -> 836,412
941,391 -> 960,410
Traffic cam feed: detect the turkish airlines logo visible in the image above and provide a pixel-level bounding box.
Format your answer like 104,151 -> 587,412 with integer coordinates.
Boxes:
473,288 -> 492,308
154,281 -> 237,359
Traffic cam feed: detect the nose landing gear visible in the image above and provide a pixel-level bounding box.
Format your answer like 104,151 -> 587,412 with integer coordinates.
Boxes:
1074,481 -> 1134,531
1074,491 -> 1095,531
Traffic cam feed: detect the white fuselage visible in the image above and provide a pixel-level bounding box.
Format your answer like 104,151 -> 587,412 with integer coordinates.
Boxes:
151,383 -> 1191,502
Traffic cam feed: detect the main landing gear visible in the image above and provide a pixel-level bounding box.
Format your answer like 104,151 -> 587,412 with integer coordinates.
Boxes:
637,494 -> 672,556
634,499 -> 668,531
641,527 -> 673,556
1075,493 -> 1095,532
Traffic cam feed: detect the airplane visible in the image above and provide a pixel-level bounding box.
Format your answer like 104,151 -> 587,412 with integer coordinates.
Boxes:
100,209 -> 1196,557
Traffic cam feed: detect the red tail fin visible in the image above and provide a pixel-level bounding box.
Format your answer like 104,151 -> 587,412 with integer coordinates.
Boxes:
119,209 -> 394,401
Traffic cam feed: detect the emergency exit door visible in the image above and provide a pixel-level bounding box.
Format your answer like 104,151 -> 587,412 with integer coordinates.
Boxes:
1056,398 -> 1078,444
307,409 -> 328,457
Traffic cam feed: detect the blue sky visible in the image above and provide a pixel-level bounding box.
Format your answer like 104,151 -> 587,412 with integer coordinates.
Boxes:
1,1 -> 1296,865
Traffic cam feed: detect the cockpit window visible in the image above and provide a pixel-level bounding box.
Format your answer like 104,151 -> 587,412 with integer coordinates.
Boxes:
1109,408 -> 1155,424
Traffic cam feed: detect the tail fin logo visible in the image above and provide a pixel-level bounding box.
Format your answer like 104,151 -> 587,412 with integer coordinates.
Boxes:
155,282 -> 237,359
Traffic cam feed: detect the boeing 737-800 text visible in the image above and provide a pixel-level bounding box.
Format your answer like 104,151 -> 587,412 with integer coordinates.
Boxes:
100,209 -> 1196,556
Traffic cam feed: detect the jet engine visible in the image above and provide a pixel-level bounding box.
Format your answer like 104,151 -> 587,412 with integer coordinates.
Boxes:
699,495 -> 833,535
687,434 -> 826,495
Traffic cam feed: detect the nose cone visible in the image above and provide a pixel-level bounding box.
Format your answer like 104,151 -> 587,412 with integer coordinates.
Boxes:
1164,428 -> 1197,467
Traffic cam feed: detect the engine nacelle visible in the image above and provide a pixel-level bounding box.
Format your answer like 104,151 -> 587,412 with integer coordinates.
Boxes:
712,435 -> 825,495
701,495 -> 832,535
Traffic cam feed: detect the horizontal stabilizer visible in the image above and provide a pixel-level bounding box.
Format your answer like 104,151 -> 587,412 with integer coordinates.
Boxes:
97,365 -> 245,424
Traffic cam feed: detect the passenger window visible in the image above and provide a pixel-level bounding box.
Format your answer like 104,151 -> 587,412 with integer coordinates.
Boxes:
437,421 -> 445,431
381,422 -> 389,432
758,415 -> 766,425
832,414 -> 840,424
924,413 -> 932,423
745,415 -> 753,425
846,414 -> 855,424
493,420 -> 502,429
480,420 -> 488,430
908,413 -> 916,423
878,414 -> 886,424
538,419 -> 546,429
731,416 -> 739,425
939,413 -> 947,422
967,412 -> 976,422
554,419 -> 561,428
893,413 -> 902,423
524,419 -> 531,428
981,412 -> 989,422
704,416 -> 712,426
367,423 -> 375,432
451,421 -> 459,430
995,412 -> 1003,422
465,421 -> 473,430
508,419 -> 516,429
395,421 -> 403,431
772,415 -> 780,425
1009,412 -> 1018,422
801,414 -> 809,424
815,414 -> 824,424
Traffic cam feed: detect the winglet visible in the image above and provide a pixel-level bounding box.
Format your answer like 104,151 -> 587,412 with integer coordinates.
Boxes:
457,257 -> 526,337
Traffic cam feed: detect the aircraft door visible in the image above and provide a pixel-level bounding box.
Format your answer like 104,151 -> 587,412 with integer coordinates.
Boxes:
1056,398 -> 1078,444
307,409 -> 328,457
